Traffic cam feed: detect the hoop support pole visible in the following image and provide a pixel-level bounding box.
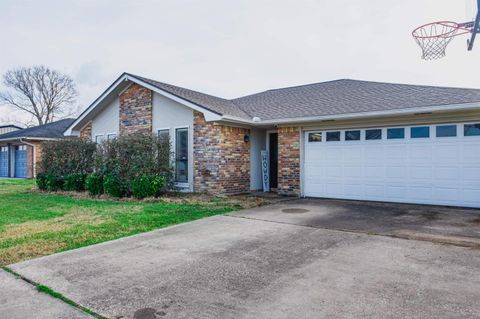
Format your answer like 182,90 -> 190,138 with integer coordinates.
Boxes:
467,0 -> 480,50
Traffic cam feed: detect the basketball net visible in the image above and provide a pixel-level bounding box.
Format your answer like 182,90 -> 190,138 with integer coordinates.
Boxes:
412,21 -> 473,60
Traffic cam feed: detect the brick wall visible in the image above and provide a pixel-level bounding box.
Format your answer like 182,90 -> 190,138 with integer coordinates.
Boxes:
119,83 -> 153,135
193,111 -> 250,194
79,121 -> 92,140
277,126 -> 301,196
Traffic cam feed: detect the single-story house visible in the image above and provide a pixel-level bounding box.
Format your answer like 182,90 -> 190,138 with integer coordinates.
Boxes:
0,125 -> 22,135
65,73 -> 480,208
0,119 -> 75,178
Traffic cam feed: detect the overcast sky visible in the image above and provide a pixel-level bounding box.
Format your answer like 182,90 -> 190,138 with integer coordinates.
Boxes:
0,0 -> 478,125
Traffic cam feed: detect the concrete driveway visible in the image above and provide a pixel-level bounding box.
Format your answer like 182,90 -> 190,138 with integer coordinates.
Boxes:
9,199 -> 480,319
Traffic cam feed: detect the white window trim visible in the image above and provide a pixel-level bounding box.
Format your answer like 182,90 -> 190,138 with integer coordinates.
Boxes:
106,132 -> 117,141
94,134 -> 105,143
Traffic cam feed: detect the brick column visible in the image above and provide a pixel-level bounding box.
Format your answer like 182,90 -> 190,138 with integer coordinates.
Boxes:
193,111 -> 250,194
119,83 -> 152,135
278,127 -> 301,196
79,121 -> 92,140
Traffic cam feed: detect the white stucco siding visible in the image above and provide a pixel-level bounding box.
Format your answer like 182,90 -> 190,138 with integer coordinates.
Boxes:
91,98 -> 119,141
250,128 -> 266,191
152,92 -> 194,191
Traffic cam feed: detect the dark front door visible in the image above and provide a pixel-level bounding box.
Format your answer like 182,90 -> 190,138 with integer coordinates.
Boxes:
269,133 -> 278,189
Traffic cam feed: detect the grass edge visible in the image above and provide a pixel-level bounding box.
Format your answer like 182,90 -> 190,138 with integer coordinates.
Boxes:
1,266 -> 107,319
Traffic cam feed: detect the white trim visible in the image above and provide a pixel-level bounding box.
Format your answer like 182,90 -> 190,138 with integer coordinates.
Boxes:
173,125 -> 192,190
94,134 -> 105,143
106,132 -> 117,141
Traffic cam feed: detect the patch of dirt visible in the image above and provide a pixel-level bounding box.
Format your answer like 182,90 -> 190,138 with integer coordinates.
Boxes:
0,208 -> 108,241
0,240 -> 67,266
470,217 -> 480,225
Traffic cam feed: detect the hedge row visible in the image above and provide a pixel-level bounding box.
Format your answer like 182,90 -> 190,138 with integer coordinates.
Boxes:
38,133 -> 173,198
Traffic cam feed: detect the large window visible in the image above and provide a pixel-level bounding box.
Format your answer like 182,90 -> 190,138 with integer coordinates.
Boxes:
175,128 -> 189,183
436,125 -> 457,137
464,123 -> 480,136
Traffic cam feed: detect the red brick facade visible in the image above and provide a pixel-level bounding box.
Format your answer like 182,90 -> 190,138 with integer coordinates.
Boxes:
277,127 -> 301,196
193,111 -> 250,194
119,83 -> 152,135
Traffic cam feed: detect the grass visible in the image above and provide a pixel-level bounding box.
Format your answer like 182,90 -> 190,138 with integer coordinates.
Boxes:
0,179 -> 262,265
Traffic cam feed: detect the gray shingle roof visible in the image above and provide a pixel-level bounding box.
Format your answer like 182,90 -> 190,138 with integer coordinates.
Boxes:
128,73 -> 251,119
231,79 -> 480,121
0,118 -> 75,140
129,75 -> 480,122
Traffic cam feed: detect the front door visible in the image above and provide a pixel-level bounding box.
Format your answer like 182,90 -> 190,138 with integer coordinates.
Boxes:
269,133 -> 278,189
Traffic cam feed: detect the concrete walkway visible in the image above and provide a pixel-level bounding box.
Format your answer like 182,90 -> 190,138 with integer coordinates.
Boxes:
9,202 -> 480,319
0,269 -> 92,319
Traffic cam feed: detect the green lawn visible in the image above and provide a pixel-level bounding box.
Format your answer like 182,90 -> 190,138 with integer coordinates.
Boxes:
0,179 -> 258,265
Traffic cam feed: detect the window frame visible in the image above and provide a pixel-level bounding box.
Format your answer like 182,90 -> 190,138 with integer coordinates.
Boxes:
387,127 -> 405,140
464,123 -> 480,137
436,124 -> 457,138
174,127 -> 189,185
326,131 -> 341,142
157,128 -> 170,142
94,134 -> 105,144
410,126 -> 430,139
345,130 -> 361,141
308,132 -> 322,142
106,133 -> 117,141
365,128 -> 382,141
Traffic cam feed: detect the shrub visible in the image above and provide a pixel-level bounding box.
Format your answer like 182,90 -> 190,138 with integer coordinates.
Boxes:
36,173 -> 48,191
132,175 -> 167,199
64,174 -> 87,192
85,173 -> 104,196
103,174 -> 127,198
46,175 -> 64,192
39,139 -> 96,177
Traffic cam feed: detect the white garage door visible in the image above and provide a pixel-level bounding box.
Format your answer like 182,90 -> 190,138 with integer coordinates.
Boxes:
304,122 -> 480,208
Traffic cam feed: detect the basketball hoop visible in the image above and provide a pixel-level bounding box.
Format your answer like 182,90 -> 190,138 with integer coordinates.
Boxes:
412,21 -> 474,60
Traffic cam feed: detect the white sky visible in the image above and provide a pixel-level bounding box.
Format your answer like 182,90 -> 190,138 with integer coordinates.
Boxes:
0,0 -> 479,125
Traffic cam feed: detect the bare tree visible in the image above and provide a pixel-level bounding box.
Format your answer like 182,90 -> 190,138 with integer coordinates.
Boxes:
0,65 -> 78,125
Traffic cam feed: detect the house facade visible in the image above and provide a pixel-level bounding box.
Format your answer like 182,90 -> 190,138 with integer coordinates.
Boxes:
0,119 -> 74,178
65,73 -> 480,208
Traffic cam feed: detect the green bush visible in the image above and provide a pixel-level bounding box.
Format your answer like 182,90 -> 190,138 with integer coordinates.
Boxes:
36,173 -> 48,191
103,174 -> 127,198
46,175 -> 64,192
85,173 -> 104,196
132,175 -> 167,199
64,174 -> 87,192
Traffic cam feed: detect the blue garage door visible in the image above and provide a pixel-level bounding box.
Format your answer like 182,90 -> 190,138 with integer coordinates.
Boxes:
0,146 -> 8,177
15,145 -> 27,178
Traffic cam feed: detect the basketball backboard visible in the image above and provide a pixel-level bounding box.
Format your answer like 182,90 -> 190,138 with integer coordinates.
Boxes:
412,0 -> 480,59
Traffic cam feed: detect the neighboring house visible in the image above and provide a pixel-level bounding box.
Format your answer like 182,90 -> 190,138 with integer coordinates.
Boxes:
0,125 -> 22,135
0,119 -> 75,178
65,73 -> 480,208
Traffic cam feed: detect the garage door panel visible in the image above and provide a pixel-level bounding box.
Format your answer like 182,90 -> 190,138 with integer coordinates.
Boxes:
304,123 -> 480,208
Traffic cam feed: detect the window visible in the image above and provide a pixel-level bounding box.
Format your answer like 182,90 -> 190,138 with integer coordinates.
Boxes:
16,145 -> 27,151
107,133 -> 117,141
158,129 -> 170,142
175,128 -> 189,183
0,147 -> 7,152
387,128 -> 405,139
411,126 -> 430,138
326,131 -> 341,142
464,123 -> 480,136
345,130 -> 360,141
436,125 -> 457,137
308,132 -> 322,142
366,129 -> 382,140
95,135 -> 105,143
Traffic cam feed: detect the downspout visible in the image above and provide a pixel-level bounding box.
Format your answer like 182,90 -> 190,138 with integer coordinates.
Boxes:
20,139 -> 36,178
